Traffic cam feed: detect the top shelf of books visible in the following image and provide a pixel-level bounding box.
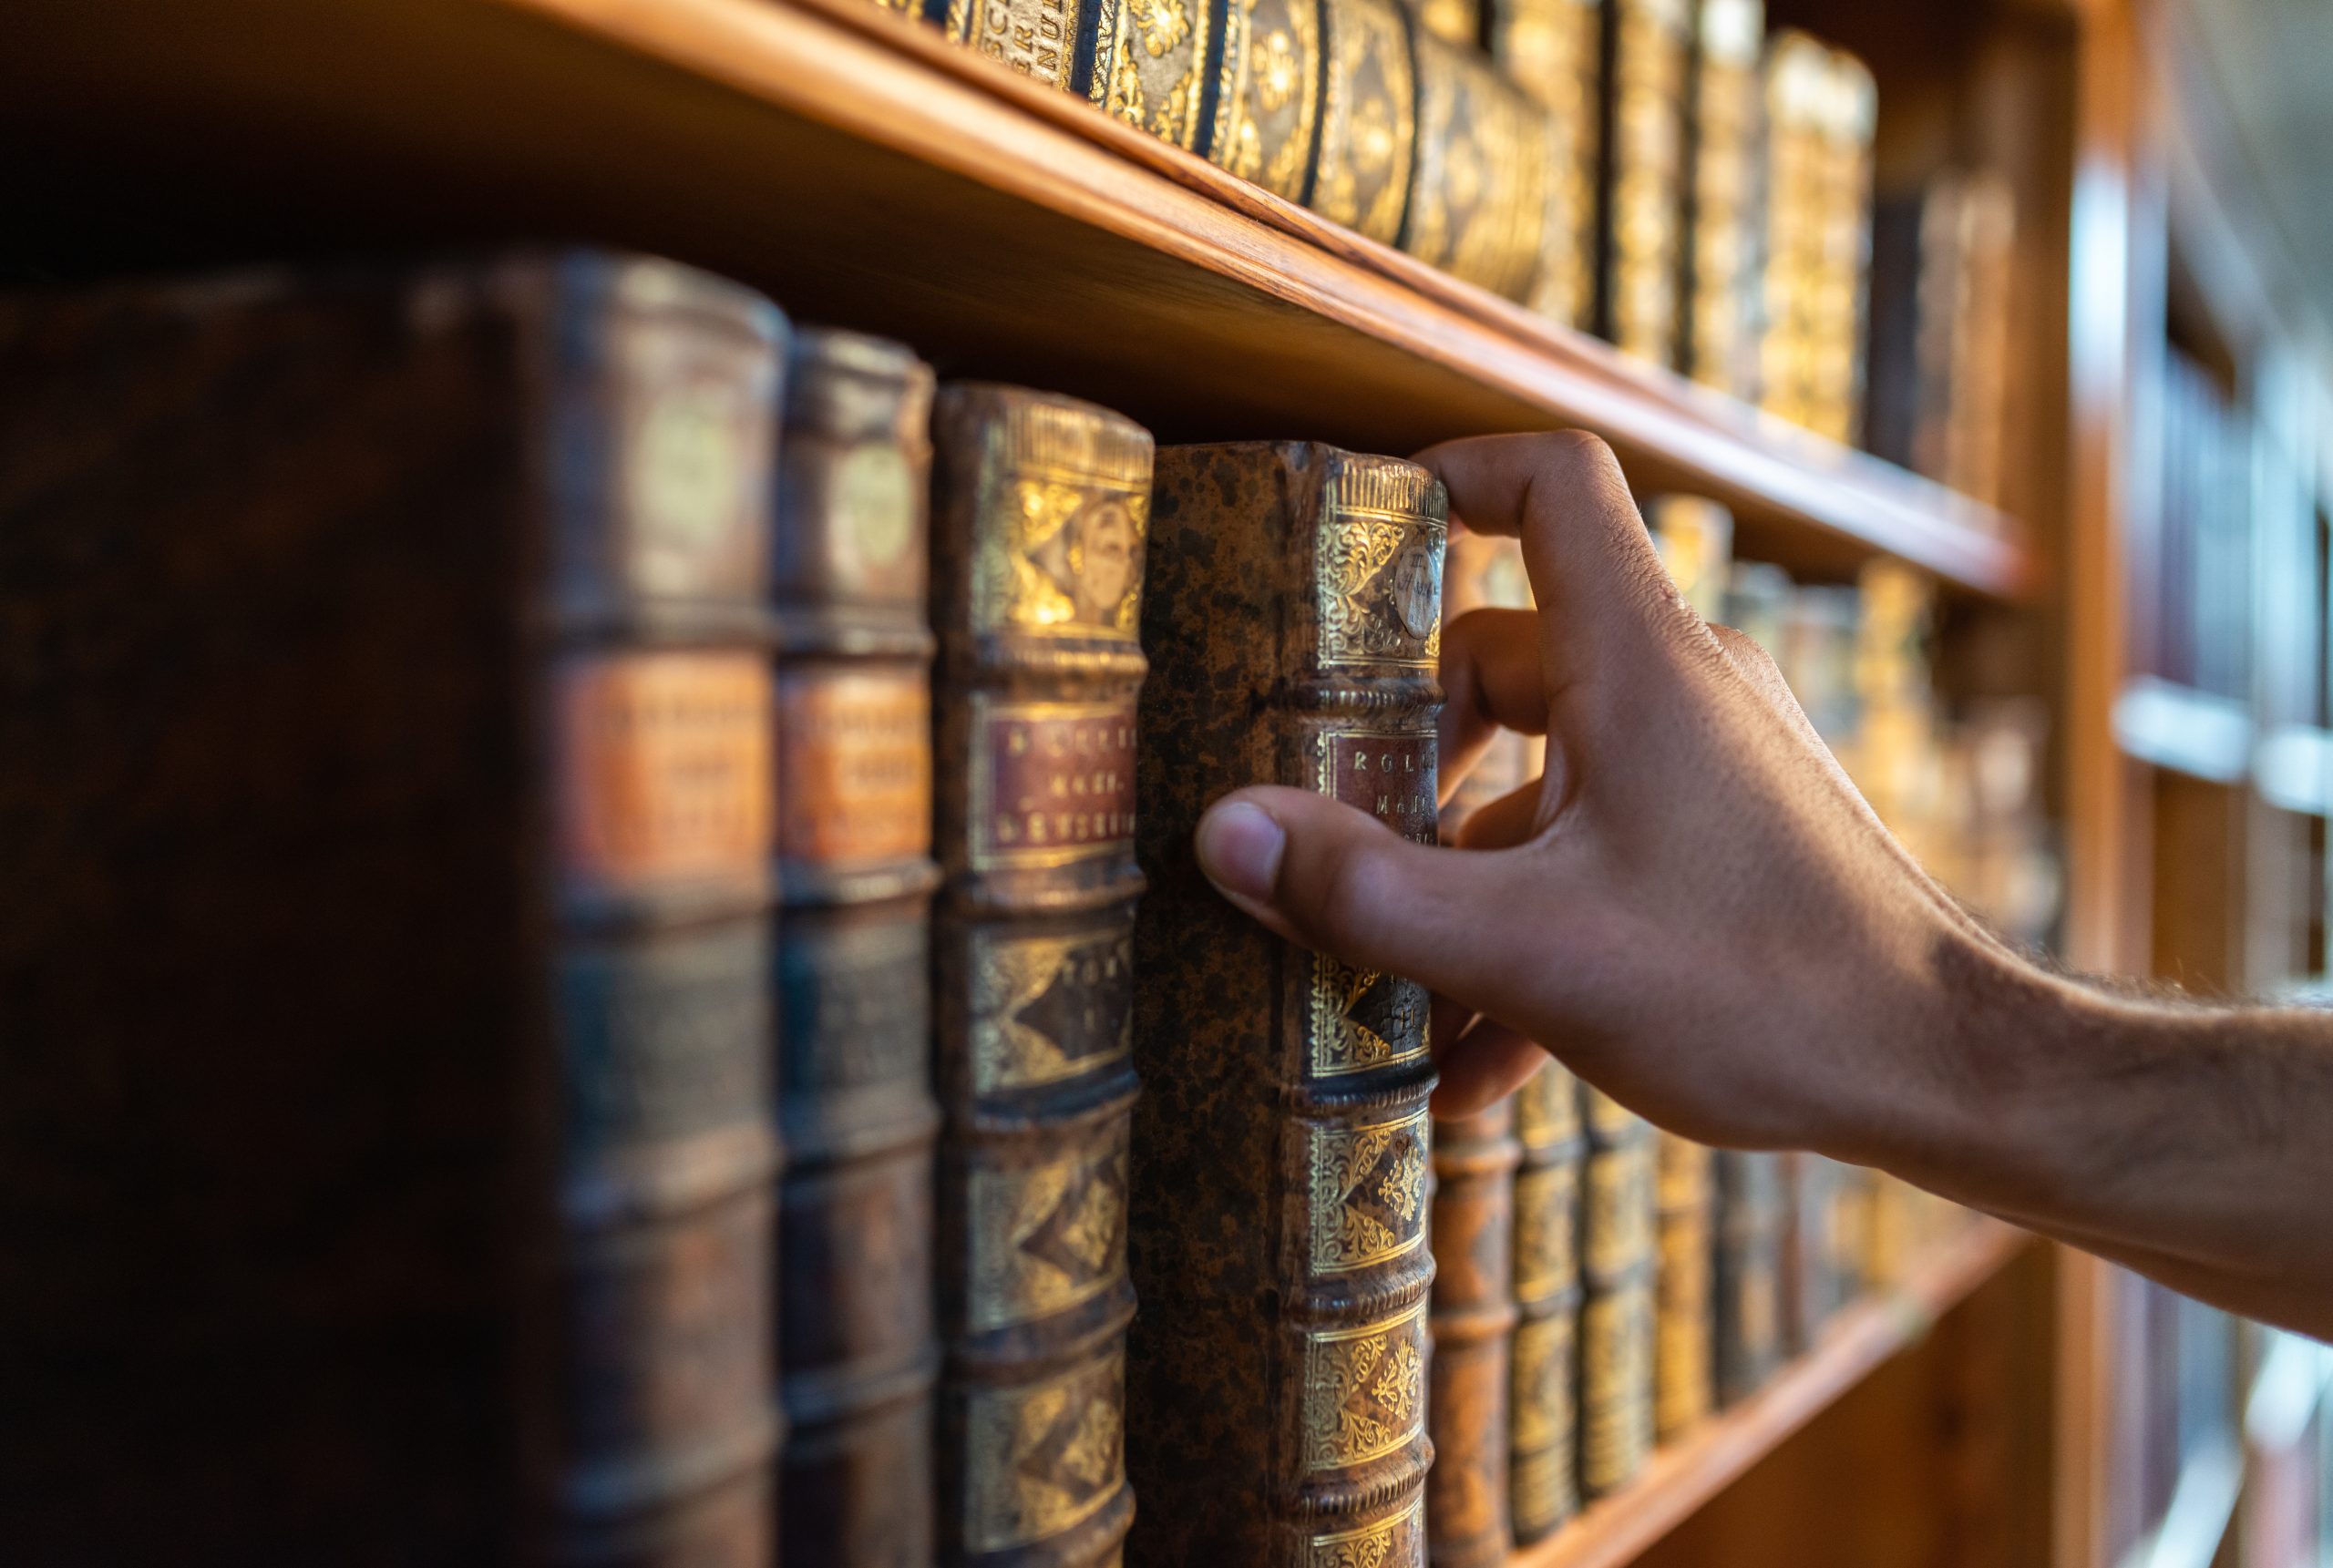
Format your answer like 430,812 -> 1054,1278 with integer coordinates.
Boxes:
5,0 -> 2030,599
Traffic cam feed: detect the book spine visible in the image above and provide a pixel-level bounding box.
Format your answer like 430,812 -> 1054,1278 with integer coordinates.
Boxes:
1781,1151 -> 1839,1351
1428,1102 -> 1522,1568
1494,0 -> 1604,328
770,328 -> 944,1568
1806,47 -> 1875,446
1577,1089 -> 1654,1501
1680,0 -> 1763,396
943,0 -> 1247,159
930,384 -> 1150,1568
1508,1061 -> 1585,1542
1594,0 -> 1691,364
544,254 -> 791,1565
1651,1132 -> 1712,1440
1404,30 -> 1560,302
1711,1149 -> 1784,1404
1132,443 -> 1444,1568
1214,0 -> 1331,201
1313,0 -> 1422,245
1754,32 -> 1824,431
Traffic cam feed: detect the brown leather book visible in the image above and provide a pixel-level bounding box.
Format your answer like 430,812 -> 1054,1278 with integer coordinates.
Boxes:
929,384 -> 1150,1568
1680,0 -> 1763,396
772,328 -> 943,1567
1579,1090 -> 1657,1500
1494,0 -> 1605,328
1429,1101 -> 1523,1568
1128,443 -> 1446,1568
941,0 -> 1246,159
1405,30 -> 1561,302
1711,1149 -> 1785,1403
0,252 -> 784,1565
1594,0 -> 1692,364
1314,0 -> 1423,245
1508,1060 -> 1586,1542
1651,1132 -> 1713,1440
1215,0 -> 1331,201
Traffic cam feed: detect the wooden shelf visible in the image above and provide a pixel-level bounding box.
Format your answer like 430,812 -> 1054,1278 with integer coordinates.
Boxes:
4,0 -> 2030,599
1513,1219 -> 2035,1568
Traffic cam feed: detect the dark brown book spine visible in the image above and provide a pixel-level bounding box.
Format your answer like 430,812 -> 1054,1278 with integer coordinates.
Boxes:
930,384 -> 1150,1568
1314,0 -> 1423,245
1651,1132 -> 1711,1440
1130,443 -> 1446,1568
1214,0 -> 1331,201
772,328 -> 943,1568
1578,1090 -> 1655,1501
1404,30 -> 1560,302
1429,1102 -> 1521,1567
1508,1061 -> 1585,1542
0,252 -> 786,1565
1711,1150 -> 1784,1403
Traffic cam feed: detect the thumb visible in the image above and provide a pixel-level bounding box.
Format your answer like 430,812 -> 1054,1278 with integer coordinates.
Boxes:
1194,784 -> 1525,1011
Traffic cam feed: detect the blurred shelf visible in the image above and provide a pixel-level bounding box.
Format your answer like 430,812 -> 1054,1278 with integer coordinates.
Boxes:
2112,677 -> 2254,783
2254,723 -> 2333,815
1511,1218 -> 2034,1568
2,0 -> 2030,600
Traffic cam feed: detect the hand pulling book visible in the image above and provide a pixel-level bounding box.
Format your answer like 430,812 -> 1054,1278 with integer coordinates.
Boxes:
0,251 -> 784,1564
1429,1101 -> 1523,1568
1579,1090 -> 1657,1500
930,384 -> 1150,1568
1509,1061 -> 1587,1541
1128,443 -> 1447,1568
772,327 -> 943,1567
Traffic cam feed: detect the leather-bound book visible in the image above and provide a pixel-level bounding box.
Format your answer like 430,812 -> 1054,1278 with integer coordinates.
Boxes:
1404,32 -> 1560,302
1805,46 -> 1876,446
1428,1102 -> 1522,1567
1215,0 -> 1330,201
929,384 -> 1150,1568
772,328 -> 943,1568
1578,1090 -> 1656,1500
1508,1061 -> 1587,1543
942,0 -> 1245,159
1651,1133 -> 1712,1440
1593,0 -> 1692,364
0,251 -> 784,1564
1494,0 -> 1604,328
1680,0 -> 1763,397
1313,0 -> 1423,245
1754,31 -> 1825,432
1128,444 -> 1446,1568
1711,1150 -> 1784,1404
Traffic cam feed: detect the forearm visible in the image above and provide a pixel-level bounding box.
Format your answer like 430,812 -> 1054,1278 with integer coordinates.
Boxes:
1871,934 -> 2333,1336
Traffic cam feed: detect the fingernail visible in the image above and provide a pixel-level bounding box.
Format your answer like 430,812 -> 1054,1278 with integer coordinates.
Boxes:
1195,800 -> 1285,902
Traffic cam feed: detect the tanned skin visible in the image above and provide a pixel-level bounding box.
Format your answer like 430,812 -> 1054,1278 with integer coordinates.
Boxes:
1191,431 -> 2333,1339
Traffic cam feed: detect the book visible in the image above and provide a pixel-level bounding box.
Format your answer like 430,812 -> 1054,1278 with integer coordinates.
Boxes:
1805,46 -> 1876,446
1405,0 -> 1482,47
1509,1061 -> 1588,1542
772,327 -> 943,1567
0,251 -> 785,1562
1493,0 -> 1604,328
1711,1150 -> 1785,1404
1579,1089 -> 1657,1499
1128,442 -> 1446,1567
1753,31 -> 1826,432
945,0 -> 1246,159
1594,0 -> 1693,364
1215,0 -> 1331,201
1404,30 -> 1561,302
928,384 -> 1151,1568
1429,1101 -> 1523,1568
1314,0 -> 1423,245
1680,0 -> 1763,397
1651,1133 -> 1712,1439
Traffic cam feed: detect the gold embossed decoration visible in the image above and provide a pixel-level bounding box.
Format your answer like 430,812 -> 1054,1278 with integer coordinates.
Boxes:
1316,464 -> 1446,668
1509,1311 -> 1579,1529
1306,1495 -> 1425,1568
968,925 -> 1136,1091
1302,1303 -> 1429,1471
967,1126 -> 1131,1333
1217,0 -> 1323,199
1403,32 -> 1557,302
963,1350 -> 1127,1550
1512,1162 -> 1579,1298
971,403 -> 1151,637
1307,1111 -> 1430,1273
1314,0 -> 1418,243
1309,952 -> 1430,1078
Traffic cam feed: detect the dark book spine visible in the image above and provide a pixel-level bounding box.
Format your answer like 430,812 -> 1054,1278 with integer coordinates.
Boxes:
1313,0 -> 1423,245
930,384 -> 1151,1568
1593,0 -> 1691,364
1508,1061 -> 1585,1542
1651,1132 -> 1712,1440
1578,1090 -> 1654,1501
1429,1102 -> 1522,1568
943,0 -> 1247,159
771,328 -> 944,1568
1132,444 -> 1446,1568
1711,1150 -> 1784,1403
1403,30 -> 1560,302
1493,0 -> 1604,329
1213,0 -> 1330,202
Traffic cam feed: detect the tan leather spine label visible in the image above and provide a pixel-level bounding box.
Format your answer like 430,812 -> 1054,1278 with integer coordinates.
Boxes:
776,666 -> 931,864
558,651 -> 773,891
1305,1492 -> 1425,1567
965,1120 -> 1130,1333
962,1348 -> 1127,1552
1300,1299 -> 1430,1472
1305,1108 -> 1430,1275
969,697 -> 1138,869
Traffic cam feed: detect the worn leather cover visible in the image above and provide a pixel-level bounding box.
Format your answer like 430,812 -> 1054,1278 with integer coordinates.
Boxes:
1594,0 -> 1691,364
1314,0 -> 1422,245
1711,1150 -> 1785,1403
1651,1132 -> 1712,1440
1494,0 -> 1604,328
0,252 -> 786,1565
1578,1090 -> 1656,1500
1507,1061 -> 1586,1542
1428,1102 -> 1521,1568
930,384 -> 1151,1568
1129,444 -> 1446,1568
1404,30 -> 1559,302
772,327 -> 944,1568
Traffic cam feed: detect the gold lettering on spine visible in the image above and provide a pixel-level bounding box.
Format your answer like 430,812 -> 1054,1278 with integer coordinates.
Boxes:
966,1126 -> 1130,1332
974,0 -> 1079,87
1305,1493 -> 1426,1568
969,926 -> 1135,1092
963,1349 -> 1127,1551
1301,1300 -> 1429,1471
1306,1109 -> 1430,1274
968,696 -> 1140,870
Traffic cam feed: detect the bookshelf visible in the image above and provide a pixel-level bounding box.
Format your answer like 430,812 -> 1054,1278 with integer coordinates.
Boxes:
2,0 -> 2028,598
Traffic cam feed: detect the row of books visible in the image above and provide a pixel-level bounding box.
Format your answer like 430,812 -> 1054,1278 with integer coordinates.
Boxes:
0,248 -> 2020,1568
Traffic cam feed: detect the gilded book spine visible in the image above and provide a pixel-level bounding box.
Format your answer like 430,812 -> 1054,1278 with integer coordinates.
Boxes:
1495,0 -> 1603,328
1428,1102 -> 1521,1567
1507,1061 -> 1585,1543
1313,0 -> 1422,245
1578,1090 -> 1654,1500
945,0 -> 1246,159
1594,0 -> 1691,364
930,385 -> 1151,1568
1755,32 -> 1826,432
1711,1149 -> 1784,1404
1651,1132 -> 1711,1439
772,329 -> 943,1568
1404,31 -> 1560,302
1681,0 -> 1763,396
1214,0 -> 1330,201
1808,47 -> 1875,445
1132,444 -> 1446,1568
